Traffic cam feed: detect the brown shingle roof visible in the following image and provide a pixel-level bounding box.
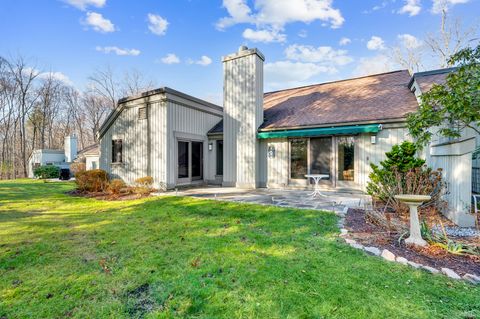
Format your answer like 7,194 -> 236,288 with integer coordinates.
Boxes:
411,67 -> 456,93
261,70 -> 419,130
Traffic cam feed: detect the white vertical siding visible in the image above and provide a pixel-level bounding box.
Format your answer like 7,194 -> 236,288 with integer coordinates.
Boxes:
166,101 -> 222,187
223,49 -> 264,188
99,98 -> 168,189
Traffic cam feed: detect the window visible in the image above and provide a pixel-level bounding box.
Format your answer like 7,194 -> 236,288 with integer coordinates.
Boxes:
338,136 -> 355,181
112,139 -> 123,163
138,107 -> 147,120
178,141 -> 189,178
216,140 -> 223,175
290,139 -> 308,179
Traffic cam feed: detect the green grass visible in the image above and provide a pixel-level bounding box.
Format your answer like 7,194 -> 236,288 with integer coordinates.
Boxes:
0,180 -> 479,318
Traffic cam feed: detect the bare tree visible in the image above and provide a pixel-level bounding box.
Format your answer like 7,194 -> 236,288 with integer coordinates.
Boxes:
121,69 -> 156,97
8,56 -> 40,177
425,7 -> 479,68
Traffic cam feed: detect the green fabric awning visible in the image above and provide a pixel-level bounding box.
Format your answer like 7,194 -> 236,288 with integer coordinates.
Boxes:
257,124 -> 382,139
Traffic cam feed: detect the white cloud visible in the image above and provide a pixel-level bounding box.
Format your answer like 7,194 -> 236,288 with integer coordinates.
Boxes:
188,56 -> 212,66
216,0 -> 344,43
432,0 -> 470,13
242,28 -> 286,43
160,53 -> 180,64
36,71 -> 74,86
353,55 -> 395,76
64,0 -> 106,10
96,46 -> 141,56
84,12 -> 115,32
367,36 -> 386,50
397,34 -> 422,49
285,44 -> 353,65
398,0 -> 422,16
147,13 -> 168,36
265,60 -> 336,90
339,37 -> 351,46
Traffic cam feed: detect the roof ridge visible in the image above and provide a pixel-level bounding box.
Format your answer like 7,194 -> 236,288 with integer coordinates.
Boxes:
264,69 -> 409,95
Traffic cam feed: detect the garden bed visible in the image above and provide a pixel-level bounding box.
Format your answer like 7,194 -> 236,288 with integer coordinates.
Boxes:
345,208 -> 480,277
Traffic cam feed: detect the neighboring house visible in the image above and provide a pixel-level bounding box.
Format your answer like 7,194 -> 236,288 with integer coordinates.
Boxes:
28,135 -> 78,178
75,144 -> 100,170
98,46 -> 479,227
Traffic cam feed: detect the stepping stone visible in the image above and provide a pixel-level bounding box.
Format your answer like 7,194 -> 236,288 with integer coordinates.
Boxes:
441,268 -> 461,279
381,249 -> 396,262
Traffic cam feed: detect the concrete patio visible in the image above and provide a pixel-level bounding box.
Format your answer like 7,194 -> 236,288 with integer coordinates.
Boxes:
156,186 -> 372,214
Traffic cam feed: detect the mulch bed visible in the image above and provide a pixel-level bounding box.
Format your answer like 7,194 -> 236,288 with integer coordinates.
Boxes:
345,208 -> 480,276
67,190 -> 151,201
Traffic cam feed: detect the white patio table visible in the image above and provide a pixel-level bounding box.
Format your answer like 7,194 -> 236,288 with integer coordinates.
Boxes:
305,174 -> 330,197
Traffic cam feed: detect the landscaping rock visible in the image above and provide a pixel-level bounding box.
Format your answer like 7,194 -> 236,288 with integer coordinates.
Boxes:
396,257 -> 408,265
344,238 -> 356,245
340,229 -> 348,235
381,249 -> 395,262
463,274 -> 480,284
350,243 -> 364,250
407,261 -> 421,269
441,268 -> 461,280
363,246 -> 381,256
421,265 -> 439,274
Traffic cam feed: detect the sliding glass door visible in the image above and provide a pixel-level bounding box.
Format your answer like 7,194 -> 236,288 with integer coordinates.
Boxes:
177,140 -> 203,183
310,137 -> 331,179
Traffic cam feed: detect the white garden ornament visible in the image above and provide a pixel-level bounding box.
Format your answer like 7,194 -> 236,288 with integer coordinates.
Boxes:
394,194 -> 431,247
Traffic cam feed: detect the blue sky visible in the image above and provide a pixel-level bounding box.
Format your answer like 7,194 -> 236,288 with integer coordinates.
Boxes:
1,0 -> 479,104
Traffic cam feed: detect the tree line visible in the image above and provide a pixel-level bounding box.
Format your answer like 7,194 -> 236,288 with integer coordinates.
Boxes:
0,57 -> 154,179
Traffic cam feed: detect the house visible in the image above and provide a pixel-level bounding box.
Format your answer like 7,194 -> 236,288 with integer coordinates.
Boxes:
75,144 -> 100,170
98,46 -> 479,227
28,135 -> 78,178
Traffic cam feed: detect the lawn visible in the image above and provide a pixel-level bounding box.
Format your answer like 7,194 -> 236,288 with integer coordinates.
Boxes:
0,180 -> 479,318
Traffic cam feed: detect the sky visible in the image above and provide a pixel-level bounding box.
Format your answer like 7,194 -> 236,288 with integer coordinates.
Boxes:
1,0 -> 479,105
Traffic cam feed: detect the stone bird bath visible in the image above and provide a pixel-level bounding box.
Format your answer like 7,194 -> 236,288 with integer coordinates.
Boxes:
394,194 -> 431,247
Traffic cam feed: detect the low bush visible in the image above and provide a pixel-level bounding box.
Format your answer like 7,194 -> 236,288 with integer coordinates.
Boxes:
367,141 -> 445,214
70,162 -> 86,176
108,179 -> 126,195
34,165 -> 60,179
133,176 -> 154,195
75,169 -> 109,192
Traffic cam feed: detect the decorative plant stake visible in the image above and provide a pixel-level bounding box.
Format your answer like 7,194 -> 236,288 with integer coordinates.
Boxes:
394,194 -> 431,247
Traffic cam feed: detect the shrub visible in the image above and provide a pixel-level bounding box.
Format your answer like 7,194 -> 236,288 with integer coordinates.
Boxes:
108,179 -> 126,195
34,165 -> 60,179
367,142 -> 445,214
133,176 -> 154,195
70,162 -> 86,176
75,169 -> 109,192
